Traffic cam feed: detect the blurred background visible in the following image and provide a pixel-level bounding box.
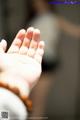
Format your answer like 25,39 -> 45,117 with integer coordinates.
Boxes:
0,0 -> 80,120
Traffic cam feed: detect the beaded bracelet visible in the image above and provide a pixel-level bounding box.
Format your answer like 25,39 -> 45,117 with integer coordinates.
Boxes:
0,82 -> 32,112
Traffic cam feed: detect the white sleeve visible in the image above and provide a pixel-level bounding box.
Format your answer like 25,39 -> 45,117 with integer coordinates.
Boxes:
0,88 -> 28,120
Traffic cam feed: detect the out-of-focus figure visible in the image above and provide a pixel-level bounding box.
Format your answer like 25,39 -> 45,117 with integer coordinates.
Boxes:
27,0 -> 80,118
27,0 -> 60,118
28,0 -> 59,72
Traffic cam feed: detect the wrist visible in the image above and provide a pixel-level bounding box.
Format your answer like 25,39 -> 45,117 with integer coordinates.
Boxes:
0,74 -> 32,112
0,72 -> 30,96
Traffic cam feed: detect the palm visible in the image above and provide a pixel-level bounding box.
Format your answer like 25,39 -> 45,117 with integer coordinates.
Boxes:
0,28 -> 44,97
0,53 -> 41,87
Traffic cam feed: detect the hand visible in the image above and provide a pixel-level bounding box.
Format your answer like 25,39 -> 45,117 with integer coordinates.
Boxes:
0,27 -> 45,98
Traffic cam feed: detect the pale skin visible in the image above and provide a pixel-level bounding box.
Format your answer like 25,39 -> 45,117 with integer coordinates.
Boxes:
0,27 -> 45,98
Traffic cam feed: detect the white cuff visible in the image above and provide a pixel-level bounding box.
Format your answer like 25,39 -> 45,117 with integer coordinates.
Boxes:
0,88 -> 28,120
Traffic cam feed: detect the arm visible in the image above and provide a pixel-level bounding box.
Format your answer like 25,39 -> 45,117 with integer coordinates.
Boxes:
0,27 -> 44,120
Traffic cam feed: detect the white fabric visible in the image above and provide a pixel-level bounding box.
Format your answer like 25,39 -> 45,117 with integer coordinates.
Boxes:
0,88 -> 27,120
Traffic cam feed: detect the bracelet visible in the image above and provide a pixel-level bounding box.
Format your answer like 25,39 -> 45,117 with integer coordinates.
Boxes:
0,82 -> 32,112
